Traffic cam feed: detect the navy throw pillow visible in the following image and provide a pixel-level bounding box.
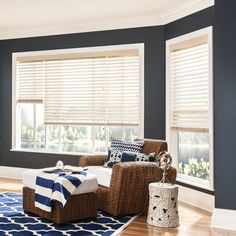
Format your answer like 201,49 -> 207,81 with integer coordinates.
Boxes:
104,148 -> 156,168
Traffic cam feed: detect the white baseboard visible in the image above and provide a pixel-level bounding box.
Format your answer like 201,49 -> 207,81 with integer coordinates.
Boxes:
178,185 -> 214,212
211,208 -> 236,231
0,166 -> 31,180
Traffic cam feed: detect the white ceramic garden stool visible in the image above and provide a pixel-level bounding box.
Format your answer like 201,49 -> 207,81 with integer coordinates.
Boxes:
147,183 -> 180,228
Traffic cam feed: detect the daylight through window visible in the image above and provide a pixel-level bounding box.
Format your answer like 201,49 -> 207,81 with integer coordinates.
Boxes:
13,45 -> 144,154
166,27 -> 213,189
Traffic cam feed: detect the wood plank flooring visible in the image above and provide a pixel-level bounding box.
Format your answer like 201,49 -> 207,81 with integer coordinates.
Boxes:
0,178 -> 235,236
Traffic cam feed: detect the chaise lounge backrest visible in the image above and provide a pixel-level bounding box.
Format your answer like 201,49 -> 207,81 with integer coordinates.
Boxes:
135,138 -> 168,156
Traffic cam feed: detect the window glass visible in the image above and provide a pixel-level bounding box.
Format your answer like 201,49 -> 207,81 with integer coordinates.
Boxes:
178,132 -> 209,181
109,127 -> 124,141
35,104 -> 45,149
20,104 -> 34,149
62,125 -> 93,153
46,125 -> 60,151
108,126 -> 138,146
124,127 -> 139,141
94,126 -> 106,153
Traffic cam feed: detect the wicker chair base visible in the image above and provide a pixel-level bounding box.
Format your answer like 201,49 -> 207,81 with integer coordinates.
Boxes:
23,187 -> 97,224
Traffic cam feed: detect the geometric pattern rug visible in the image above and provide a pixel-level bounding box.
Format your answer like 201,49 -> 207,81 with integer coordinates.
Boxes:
0,192 -> 137,236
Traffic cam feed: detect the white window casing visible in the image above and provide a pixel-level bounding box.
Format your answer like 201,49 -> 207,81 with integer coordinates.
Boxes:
12,43 -> 144,154
166,27 -> 214,190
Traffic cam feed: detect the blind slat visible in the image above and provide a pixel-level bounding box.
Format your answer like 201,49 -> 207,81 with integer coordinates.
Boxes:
44,56 -> 139,125
170,42 -> 209,130
16,54 -> 140,126
16,61 -> 44,103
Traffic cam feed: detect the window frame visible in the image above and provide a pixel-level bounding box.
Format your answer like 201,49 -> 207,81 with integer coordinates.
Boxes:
12,43 -> 145,155
166,27 -> 214,191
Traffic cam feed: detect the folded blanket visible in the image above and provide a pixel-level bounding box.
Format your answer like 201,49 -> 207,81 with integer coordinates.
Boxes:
35,170 -> 87,212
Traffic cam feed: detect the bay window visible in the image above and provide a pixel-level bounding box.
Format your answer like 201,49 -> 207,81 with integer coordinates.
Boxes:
12,44 -> 144,154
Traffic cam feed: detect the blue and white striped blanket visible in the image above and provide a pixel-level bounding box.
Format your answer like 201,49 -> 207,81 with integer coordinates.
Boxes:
35,170 -> 87,212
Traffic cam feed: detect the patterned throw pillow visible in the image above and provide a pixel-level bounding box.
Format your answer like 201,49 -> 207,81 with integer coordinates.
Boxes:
104,148 -> 122,168
134,152 -> 156,162
104,148 -> 156,168
111,139 -> 145,153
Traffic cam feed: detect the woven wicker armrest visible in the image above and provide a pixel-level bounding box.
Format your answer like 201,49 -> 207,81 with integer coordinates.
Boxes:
108,162 -> 163,215
110,162 -> 163,190
110,162 -> 176,187
108,162 -> 177,215
79,155 -> 108,167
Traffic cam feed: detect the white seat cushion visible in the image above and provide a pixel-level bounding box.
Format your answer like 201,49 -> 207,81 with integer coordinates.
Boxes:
85,166 -> 112,188
22,169 -> 98,195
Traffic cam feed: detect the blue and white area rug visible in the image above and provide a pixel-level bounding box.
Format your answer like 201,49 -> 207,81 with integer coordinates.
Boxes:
0,192 -> 137,236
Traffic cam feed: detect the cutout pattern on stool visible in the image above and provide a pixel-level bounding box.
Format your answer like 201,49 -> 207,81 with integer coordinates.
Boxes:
147,184 -> 180,228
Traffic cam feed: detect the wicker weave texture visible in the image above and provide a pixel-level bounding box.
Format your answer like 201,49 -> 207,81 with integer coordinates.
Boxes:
79,139 -> 176,217
98,162 -> 165,216
79,155 -> 107,167
135,138 -> 168,156
23,187 -> 97,224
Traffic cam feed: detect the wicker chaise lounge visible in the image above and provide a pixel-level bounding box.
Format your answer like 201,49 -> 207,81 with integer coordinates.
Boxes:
79,138 -> 177,217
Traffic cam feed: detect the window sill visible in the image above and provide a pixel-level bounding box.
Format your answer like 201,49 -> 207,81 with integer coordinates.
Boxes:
177,175 -> 214,193
10,148 -> 107,157
177,180 -> 214,195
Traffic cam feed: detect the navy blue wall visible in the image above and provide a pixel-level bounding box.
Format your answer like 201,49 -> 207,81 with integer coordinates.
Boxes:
1,2 -> 236,211
165,7 -> 214,39
0,26 -> 165,168
213,0 -> 236,210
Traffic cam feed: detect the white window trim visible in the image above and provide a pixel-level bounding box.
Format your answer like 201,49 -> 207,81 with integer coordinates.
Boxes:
12,43 -> 145,155
166,26 -> 214,191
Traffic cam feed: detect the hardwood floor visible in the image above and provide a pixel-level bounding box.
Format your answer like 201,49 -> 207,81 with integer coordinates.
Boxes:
121,203 -> 236,236
1,178 -> 235,236
0,178 -> 23,193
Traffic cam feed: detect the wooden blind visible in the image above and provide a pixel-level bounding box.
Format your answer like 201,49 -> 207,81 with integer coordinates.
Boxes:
44,56 -> 139,125
16,61 -> 44,103
16,52 -> 140,126
170,42 -> 209,131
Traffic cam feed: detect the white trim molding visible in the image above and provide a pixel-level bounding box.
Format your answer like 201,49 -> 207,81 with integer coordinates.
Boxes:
161,0 -> 214,24
0,166 -> 31,180
0,0 -> 214,40
178,185 -> 214,212
0,15 -> 163,40
211,208 -> 236,231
